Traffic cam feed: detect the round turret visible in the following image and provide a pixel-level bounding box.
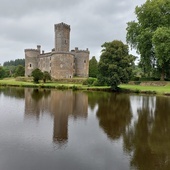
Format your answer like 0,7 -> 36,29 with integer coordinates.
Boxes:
25,49 -> 39,76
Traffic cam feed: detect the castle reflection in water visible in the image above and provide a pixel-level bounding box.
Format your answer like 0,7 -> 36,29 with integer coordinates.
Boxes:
24,88 -> 88,146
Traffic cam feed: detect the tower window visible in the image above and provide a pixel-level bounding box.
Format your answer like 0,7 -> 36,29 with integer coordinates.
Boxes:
30,64 -> 32,67
84,60 -> 86,63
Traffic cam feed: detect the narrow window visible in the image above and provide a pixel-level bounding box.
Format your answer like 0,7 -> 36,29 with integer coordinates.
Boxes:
84,60 -> 86,63
30,64 -> 32,67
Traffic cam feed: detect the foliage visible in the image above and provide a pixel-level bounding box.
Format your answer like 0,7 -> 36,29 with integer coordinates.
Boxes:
31,68 -> 43,83
14,65 -> 25,77
152,27 -> 170,80
83,77 -> 97,86
126,0 -> 170,79
131,65 -> 143,81
3,59 -> 25,67
96,93 -> 132,140
43,71 -> 51,83
3,65 -> 16,77
0,66 -> 5,79
89,56 -> 98,78
72,85 -> 78,91
3,68 -> 10,77
98,40 -> 135,90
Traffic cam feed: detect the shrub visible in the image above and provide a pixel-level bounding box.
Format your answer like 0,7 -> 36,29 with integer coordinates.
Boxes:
32,68 -> 43,83
83,78 -> 97,86
43,71 -> 51,83
72,85 -> 78,91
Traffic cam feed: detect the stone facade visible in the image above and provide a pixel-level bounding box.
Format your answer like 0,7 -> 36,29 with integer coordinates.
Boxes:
25,22 -> 89,79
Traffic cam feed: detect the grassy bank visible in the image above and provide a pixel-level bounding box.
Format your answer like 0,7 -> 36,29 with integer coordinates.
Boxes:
0,78 -> 111,91
1,78 -> 170,95
119,82 -> 170,95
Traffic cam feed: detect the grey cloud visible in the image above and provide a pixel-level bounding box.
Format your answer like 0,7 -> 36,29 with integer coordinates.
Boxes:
0,0 -> 82,18
0,0 -> 146,64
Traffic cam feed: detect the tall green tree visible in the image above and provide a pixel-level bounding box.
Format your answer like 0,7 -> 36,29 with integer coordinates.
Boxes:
15,65 -> 25,77
98,40 -> 135,90
126,0 -> 170,78
0,66 -> 5,79
152,27 -> 170,80
89,56 -> 98,78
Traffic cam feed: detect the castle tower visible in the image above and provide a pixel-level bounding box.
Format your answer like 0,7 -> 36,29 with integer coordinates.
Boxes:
54,22 -> 70,52
25,45 -> 40,76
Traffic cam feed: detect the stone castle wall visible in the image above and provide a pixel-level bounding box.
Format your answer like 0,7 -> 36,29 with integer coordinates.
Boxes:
50,52 -> 74,79
25,23 -> 89,79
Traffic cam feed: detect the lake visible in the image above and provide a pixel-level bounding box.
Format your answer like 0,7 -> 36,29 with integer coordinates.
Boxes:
0,87 -> 170,170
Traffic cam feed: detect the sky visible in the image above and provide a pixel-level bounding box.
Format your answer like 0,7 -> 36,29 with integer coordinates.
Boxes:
0,0 -> 146,65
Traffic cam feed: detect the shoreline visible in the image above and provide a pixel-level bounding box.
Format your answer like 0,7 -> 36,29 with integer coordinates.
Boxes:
0,78 -> 170,96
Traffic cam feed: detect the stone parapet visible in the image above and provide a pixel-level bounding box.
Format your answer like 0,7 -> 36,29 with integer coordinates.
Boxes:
24,49 -> 39,52
71,47 -> 90,54
54,22 -> 70,30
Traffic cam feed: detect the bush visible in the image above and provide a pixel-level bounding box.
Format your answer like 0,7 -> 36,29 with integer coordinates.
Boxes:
131,76 -> 140,81
43,71 -> 51,83
32,68 -> 43,83
139,77 -> 155,81
72,85 -> 78,91
134,81 -> 141,85
92,79 -> 102,86
57,85 -> 68,90
83,78 -> 97,86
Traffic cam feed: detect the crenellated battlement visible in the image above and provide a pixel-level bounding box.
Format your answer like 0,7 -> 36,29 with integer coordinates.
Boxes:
55,22 -> 70,30
71,47 -> 90,54
24,49 -> 39,52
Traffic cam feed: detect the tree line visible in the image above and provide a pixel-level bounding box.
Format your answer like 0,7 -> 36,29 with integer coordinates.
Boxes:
126,0 -> 170,81
0,59 -> 25,78
3,59 -> 25,67
89,0 -> 170,89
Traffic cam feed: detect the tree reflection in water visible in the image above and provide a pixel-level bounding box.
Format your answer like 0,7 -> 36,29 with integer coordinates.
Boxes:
0,87 -> 25,99
94,93 -> 132,140
124,95 -> 170,170
1,87 -> 170,169
89,92 -> 170,169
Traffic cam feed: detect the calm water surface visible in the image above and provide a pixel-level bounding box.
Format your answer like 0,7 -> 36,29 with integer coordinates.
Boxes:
0,87 -> 170,170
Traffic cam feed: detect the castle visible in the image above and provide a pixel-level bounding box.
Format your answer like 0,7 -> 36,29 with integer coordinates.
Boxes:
25,22 -> 89,79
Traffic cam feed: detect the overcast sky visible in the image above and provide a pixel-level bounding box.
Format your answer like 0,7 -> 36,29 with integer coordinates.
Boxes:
0,0 -> 146,65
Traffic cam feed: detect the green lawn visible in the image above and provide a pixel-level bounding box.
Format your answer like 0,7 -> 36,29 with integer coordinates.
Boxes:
1,78 -> 170,94
119,83 -> 170,94
0,78 -> 110,91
